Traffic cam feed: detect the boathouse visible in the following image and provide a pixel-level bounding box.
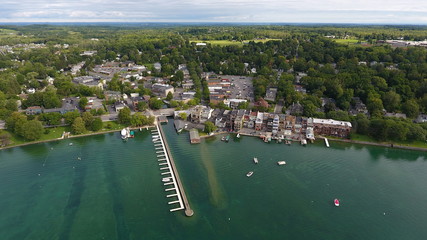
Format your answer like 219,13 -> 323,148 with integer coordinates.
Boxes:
189,128 -> 200,144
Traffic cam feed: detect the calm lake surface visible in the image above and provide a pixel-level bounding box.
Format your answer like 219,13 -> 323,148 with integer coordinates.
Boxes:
1,120 -> 427,240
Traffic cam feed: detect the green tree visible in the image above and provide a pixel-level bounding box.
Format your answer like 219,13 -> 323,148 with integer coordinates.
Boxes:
6,112 -> 27,133
407,124 -> 426,141
166,92 -> 173,101
40,112 -> 62,126
179,112 -> 187,120
204,121 -> 217,134
237,101 -> 249,109
118,107 -> 131,125
386,120 -> 408,141
402,100 -> 419,119
63,110 -> 81,125
5,99 -> 18,111
369,118 -> 388,141
82,112 -> 94,128
137,101 -> 147,111
382,91 -> 401,112
42,89 -> 61,108
21,120 -> 43,140
367,93 -> 384,117
149,98 -> 163,110
0,131 -> 12,146
79,97 -> 88,110
91,117 -> 103,131
354,114 -> 370,135
130,113 -> 144,127
72,117 -> 86,135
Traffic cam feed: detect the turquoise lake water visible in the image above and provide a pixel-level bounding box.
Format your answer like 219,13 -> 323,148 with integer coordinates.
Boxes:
1,120 -> 427,240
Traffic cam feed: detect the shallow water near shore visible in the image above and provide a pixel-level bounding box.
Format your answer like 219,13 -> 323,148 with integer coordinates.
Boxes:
1,120 -> 427,239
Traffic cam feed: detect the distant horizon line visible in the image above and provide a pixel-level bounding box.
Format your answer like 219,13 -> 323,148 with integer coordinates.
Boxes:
0,22 -> 427,26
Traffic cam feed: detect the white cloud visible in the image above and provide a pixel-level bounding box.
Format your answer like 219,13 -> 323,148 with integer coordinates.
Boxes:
1,0 -> 427,23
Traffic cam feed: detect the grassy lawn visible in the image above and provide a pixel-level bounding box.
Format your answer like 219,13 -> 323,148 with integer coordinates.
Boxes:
333,38 -> 360,44
0,29 -> 18,35
350,133 -> 376,142
1,121 -> 129,148
191,39 -> 281,46
350,133 -> 427,149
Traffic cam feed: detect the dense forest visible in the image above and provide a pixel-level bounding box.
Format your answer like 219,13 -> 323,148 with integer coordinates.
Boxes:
0,24 -> 426,144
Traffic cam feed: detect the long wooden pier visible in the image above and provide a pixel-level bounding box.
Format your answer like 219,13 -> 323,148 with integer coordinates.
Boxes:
151,123 -> 194,217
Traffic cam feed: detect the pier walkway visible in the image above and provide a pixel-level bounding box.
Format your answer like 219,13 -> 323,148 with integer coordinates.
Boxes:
150,123 -> 194,217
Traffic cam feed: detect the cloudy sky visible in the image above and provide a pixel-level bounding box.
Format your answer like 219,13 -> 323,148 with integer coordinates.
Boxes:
1,0 -> 427,24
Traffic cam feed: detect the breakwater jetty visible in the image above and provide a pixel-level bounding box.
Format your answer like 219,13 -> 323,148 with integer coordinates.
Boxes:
151,122 -> 194,217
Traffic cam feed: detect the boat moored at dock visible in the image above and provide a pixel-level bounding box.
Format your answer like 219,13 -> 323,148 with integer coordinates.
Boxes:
301,139 -> 307,146
162,177 -> 172,182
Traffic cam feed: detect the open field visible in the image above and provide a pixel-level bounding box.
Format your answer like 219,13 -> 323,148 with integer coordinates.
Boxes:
191,39 -> 281,46
333,38 -> 360,44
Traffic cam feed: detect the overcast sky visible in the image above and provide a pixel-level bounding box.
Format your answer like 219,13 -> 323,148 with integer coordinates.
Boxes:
1,0 -> 427,24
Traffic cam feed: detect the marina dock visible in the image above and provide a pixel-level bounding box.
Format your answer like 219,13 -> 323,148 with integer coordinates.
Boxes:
324,138 -> 330,147
151,122 -> 194,217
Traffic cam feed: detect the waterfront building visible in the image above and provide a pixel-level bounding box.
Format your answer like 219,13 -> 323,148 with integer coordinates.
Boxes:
306,127 -> 315,140
272,115 -> 280,134
189,128 -> 200,144
312,118 -> 352,138
190,105 -> 213,123
255,112 -> 264,131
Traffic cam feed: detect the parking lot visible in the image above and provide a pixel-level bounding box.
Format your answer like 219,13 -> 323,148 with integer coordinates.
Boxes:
221,75 -> 254,102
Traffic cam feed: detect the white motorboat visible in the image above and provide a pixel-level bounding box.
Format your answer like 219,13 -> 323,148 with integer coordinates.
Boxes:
277,161 -> 286,165
162,177 -> 171,182
246,171 -> 254,177
237,133 -> 240,138
253,157 -> 258,164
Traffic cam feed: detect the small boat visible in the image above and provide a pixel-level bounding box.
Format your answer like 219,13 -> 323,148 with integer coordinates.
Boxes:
69,143 -> 73,146
277,161 -> 286,165
225,135 -> 230,142
301,139 -> 307,146
162,177 -> 171,182
253,157 -> 258,164
237,133 -> 240,138
121,128 -> 128,140
246,171 -> 254,177
221,136 -> 226,141
334,199 -> 340,207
